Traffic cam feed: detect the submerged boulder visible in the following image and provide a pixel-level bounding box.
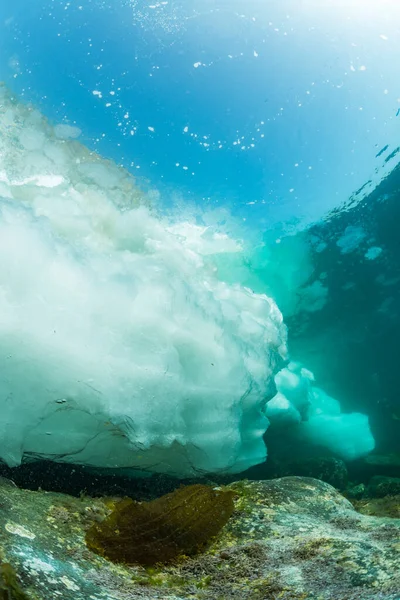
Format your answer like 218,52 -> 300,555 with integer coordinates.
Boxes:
0,476 -> 398,599
368,476 -> 400,498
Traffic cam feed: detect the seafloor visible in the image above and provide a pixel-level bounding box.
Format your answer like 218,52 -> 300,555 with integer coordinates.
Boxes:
0,472 -> 398,600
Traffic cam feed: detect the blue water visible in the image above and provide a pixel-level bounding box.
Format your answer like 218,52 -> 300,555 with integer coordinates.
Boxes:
2,0 -> 400,227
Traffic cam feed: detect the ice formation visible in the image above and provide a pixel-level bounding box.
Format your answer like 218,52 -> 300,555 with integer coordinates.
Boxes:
0,85 -> 288,476
365,246 -> 383,261
265,363 -> 375,460
209,232 -> 317,317
336,225 -> 366,254
295,279 -> 328,313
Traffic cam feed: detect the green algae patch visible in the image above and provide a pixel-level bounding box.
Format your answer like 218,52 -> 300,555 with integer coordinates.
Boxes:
85,484 -> 236,566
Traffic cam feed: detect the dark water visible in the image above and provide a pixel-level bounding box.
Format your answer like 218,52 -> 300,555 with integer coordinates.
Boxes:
289,164 -> 400,454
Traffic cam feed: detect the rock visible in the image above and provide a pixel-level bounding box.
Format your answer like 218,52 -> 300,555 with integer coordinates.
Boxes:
296,456 -> 348,489
365,454 -> 400,471
345,482 -> 366,499
368,476 -> 400,498
0,476 -> 398,599
249,454 -> 349,490
348,453 -> 400,482
352,495 -> 400,519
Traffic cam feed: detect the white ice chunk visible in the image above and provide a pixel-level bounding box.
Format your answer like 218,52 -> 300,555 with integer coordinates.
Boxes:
53,124 -> 82,139
308,387 -> 341,417
337,225 -> 366,254
298,413 -> 375,460
0,85 -> 287,476
265,392 -> 302,425
274,365 -> 311,412
365,246 -> 382,260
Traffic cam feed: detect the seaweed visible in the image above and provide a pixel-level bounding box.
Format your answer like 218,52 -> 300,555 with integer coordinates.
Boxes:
86,484 -> 236,566
0,563 -> 31,600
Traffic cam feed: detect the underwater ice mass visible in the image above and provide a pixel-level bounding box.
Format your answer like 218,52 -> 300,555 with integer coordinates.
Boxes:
0,86 -> 374,476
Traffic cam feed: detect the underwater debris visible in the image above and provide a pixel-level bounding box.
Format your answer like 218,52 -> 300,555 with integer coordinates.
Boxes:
0,562 -> 31,599
85,484 -> 236,566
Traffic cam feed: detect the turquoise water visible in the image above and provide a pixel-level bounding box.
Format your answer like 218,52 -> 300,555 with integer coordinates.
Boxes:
0,1 -> 399,486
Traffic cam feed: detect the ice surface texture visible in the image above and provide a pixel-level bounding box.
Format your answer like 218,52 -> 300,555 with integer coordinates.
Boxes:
0,85 -> 287,476
265,363 -> 375,460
